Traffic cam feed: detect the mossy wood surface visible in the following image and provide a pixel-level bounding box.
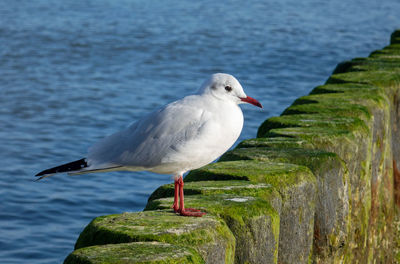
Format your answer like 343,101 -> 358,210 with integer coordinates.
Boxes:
64,242 -> 204,264
74,211 -> 235,264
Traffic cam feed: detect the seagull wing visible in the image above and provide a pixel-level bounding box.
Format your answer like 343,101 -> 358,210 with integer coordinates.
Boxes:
86,95 -> 219,171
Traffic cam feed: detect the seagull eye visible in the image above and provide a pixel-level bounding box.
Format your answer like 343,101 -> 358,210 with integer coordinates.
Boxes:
225,86 -> 232,92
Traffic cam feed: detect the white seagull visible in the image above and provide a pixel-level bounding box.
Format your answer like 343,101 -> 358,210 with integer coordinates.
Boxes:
36,73 -> 262,216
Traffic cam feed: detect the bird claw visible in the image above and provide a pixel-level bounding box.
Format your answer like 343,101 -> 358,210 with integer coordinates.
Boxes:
179,209 -> 206,217
172,205 -> 205,216
184,208 -> 201,212
172,204 -> 179,212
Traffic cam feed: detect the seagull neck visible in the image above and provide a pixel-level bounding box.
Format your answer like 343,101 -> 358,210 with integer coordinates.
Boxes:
200,93 -> 238,113
201,92 -> 224,104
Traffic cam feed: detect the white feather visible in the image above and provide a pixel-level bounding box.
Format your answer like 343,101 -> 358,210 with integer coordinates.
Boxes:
82,73 -> 252,176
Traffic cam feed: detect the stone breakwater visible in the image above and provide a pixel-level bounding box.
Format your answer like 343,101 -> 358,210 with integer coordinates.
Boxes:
64,30 -> 400,264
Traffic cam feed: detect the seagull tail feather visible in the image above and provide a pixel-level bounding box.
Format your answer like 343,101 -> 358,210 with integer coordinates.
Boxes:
35,158 -> 88,180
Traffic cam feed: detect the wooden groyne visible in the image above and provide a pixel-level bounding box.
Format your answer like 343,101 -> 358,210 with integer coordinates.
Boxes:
64,30 -> 400,264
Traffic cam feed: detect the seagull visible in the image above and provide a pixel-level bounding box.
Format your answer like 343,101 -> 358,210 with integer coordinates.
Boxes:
36,73 -> 262,217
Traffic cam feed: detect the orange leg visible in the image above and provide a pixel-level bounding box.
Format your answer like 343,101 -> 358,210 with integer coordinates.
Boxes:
175,175 -> 205,217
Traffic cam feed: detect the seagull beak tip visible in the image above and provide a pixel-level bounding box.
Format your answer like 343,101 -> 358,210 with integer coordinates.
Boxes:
241,96 -> 263,108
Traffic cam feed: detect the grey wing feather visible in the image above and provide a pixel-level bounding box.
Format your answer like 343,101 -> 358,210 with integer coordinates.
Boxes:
87,96 -> 209,169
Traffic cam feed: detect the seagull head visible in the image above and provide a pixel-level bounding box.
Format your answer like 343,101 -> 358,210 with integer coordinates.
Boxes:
198,73 -> 262,108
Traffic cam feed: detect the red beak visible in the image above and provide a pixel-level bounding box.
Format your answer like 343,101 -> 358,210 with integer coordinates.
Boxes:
240,96 -> 263,108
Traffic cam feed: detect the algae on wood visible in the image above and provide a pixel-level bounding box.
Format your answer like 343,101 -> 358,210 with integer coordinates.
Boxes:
147,193 -> 280,264
75,211 -> 235,264
184,160 -> 316,264
220,146 -> 349,260
64,242 -> 204,264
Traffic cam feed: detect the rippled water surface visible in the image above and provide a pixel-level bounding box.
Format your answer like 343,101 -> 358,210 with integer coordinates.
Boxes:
1,0 -> 399,263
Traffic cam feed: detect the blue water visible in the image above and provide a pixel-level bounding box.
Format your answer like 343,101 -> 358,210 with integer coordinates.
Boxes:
0,0 -> 399,263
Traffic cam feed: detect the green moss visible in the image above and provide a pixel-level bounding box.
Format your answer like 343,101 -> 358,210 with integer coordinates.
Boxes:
262,125 -> 364,156
237,137 -> 314,149
184,160 -> 314,191
257,112 -> 369,140
75,211 -> 235,264
64,242 -> 204,264
146,193 -> 281,264
356,57 -> 400,71
380,42 -> 400,51
220,146 -> 350,259
333,56 -> 400,73
147,179 -> 302,264
282,99 -> 371,122
147,194 -> 278,227
391,30 -> 400,44
271,210 -> 280,262
177,161 -> 316,263
220,147 -> 339,173
282,89 -> 388,123
148,180 -> 275,202
326,70 -> 400,88
309,83 -> 379,95
370,45 -> 400,58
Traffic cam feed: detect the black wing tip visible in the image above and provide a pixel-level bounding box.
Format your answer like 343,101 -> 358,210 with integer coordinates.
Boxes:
35,170 -> 47,177
34,175 -> 46,181
35,158 -> 87,180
